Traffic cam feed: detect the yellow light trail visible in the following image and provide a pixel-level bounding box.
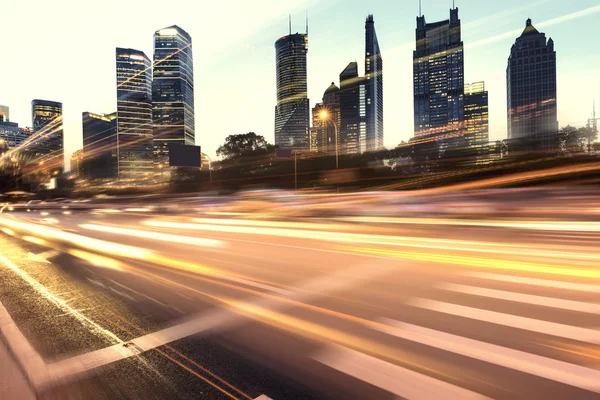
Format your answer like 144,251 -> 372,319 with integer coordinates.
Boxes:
346,247 -> 600,279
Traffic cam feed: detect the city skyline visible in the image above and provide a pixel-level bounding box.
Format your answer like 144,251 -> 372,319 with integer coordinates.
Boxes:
1,0 -> 598,167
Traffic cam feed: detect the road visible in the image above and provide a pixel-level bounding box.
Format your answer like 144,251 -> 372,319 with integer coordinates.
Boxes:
0,194 -> 599,399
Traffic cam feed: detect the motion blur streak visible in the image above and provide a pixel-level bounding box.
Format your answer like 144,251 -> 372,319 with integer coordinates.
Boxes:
145,219 -> 595,261
214,296 -> 487,392
346,247 -> 600,278
79,224 -> 226,248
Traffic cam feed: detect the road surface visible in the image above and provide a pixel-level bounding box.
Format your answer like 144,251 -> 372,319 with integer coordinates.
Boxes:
0,195 -> 599,399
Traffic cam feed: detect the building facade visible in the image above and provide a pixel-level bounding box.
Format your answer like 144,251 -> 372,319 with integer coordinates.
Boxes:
507,19 -> 558,151
365,15 -> 384,151
0,121 -> 21,150
274,32 -> 310,151
0,105 -> 9,122
464,82 -> 489,155
413,8 -> 464,140
338,62 -> 366,155
70,149 -> 83,178
152,26 -> 195,165
82,112 -> 118,180
32,99 -> 63,174
116,48 -> 154,180
311,83 -> 340,154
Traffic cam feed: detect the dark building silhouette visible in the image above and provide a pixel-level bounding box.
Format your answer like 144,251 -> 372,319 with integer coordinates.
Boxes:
116,48 -> 154,180
274,28 -> 310,151
413,8 -> 464,140
311,83 -> 340,154
152,26 -> 195,165
82,112 -> 118,180
338,62 -> 366,155
365,15 -> 384,151
464,82 -> 489,155
32,99 -> 63,174
507,19 -> 558,151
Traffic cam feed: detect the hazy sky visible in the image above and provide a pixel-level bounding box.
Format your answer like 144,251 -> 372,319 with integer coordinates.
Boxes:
2,0 -> 599,164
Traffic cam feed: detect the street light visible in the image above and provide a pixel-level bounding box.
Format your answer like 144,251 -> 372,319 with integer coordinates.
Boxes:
319,110 -> 339,170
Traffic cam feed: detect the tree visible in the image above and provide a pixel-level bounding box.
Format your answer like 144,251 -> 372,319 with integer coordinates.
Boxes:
558,125 -> 586,154
216,132 -> 276,160
580,126 -> 598,152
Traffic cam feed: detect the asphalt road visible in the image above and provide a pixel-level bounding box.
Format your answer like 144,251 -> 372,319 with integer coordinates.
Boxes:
0,200 -> 599,399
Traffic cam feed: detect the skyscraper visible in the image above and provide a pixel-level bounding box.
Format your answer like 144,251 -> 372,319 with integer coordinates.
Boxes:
311,83 -> 340,154
464,82 -> 489,156
0,105 -> 9,122
82,112 -> 118,180
152,26 -> 195,164
116,48 -> 154,180
413,7 -> 464,140
338,62 -> 366,155
32,99 -> 63,174
274,27 -> 310,151
365,15 -> 384,151
507,19 -> 558,151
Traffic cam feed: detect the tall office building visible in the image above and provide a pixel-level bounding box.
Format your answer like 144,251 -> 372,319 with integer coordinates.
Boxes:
152,26 -> 195,165
0,121 -> 20,149
413,8 -> 464,140
70,150 -> 83,178
311,83 -> 340,154
507,19 -> 558,151
464,82 -> 489,155
274,28 -> 310,151
338,62 -> 366,155
32,99 -> 63,173
82,112 -> 118,180
116,48 -> 154,180
365,15 -> 384,151
0,105 -> 9,122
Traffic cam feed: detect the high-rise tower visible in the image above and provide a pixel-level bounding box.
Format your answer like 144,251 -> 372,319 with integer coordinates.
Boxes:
507,19 -> 558,151
365,15 -> 384,151
32,99 -> 64,175
152,26 -> 195,164
116,48 -> 153,179
274,23 -> 310,151
413,7 -> 464,140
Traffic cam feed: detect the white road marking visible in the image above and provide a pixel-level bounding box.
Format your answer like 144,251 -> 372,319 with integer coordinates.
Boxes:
254,396 -> 272,400
408,298 -> 600,344
376,318 -> 600,394
436,283 -> 600,314
0,297 -> 49,389
106,279 -> 169,308
462,272 -> 600,293
46,261 -> 400,387
26,250 -> 60,264
313,345 -> 489,400
107,287 -> 138,303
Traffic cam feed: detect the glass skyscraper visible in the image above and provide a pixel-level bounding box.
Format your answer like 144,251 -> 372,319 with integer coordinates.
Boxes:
32,99 -> 63,174
82,112 -> 118,180
338,62 -> 366,155
365,15 -> 384,152
152,26 -> 195,165
274,31 -> 310,151
464,82 -> 489,156
507,19 -> 558,151
116,48 -> 154,180
413,7 -> 464,140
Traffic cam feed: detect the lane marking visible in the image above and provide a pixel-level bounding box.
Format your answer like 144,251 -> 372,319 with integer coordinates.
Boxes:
408,298 -> 600,344
254,396 -> 272,400
46,262 -> 399,386
461,272 -> 600,293
436,283 -> 600,314
377,319 -> 600,394
106,279 -> 169,307
79,224 -> 226,248
313,345 -> 489,400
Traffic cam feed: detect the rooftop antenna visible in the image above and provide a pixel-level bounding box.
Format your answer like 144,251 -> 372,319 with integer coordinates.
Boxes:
306,12 -> 309,35
289,15 -> 292,35
453,0 -> 455,9
419,0 -> 422,16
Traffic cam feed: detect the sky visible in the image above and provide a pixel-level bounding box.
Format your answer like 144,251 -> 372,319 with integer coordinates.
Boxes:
1,0 -> 599,166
